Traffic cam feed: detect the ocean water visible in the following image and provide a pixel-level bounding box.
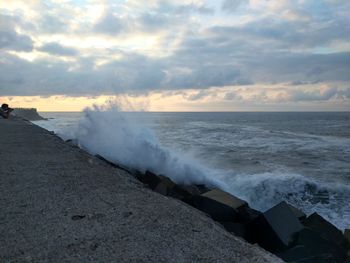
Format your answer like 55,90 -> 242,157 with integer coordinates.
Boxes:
33,110 -> 350,230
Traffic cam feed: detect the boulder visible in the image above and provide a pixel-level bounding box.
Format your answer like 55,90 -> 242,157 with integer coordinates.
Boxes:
202,189 -> 248,210
249,201 -> 303,252
303,213 -> 350,251
295,228 -> 347,262
185,195 -> 239,221
219,222 -> 246,239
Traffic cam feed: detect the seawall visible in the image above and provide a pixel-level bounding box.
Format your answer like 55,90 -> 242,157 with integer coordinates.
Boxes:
0,117 -> 280,262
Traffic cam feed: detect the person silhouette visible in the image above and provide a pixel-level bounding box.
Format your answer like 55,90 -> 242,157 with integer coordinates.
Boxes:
0,104 -> 14,119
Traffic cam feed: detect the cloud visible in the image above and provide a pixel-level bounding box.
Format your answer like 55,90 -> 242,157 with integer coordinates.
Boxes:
93,12 -> 128,35
38,42 -> 79,56
222,0 -> 248,12
0,0 -> 349,112
0,14 -> 33,52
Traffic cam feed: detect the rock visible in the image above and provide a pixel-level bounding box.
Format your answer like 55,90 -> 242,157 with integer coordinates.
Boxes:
237,206 -> 262,223
185,195 -> 239,222
345,229 -> 350,244
202,189 -> 248,210
303,213 -> 350,251
286,203 -> 306,221
168,185 -> 200,200
153,175 -> 177,195
195,184 -> 211,194
181,185 -> 201,196
220,222 -> 246,239
276,245 -> 333,262
295,228 -> 347,262
138,171 -> 162,189
249,201 -> 303,252
13,108 -> 45,121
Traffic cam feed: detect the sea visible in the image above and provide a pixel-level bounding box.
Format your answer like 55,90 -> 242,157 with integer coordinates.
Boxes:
33,110 -> 350,230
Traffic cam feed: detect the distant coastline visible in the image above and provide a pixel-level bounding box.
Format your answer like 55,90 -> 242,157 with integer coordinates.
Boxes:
13,108 -> 45,121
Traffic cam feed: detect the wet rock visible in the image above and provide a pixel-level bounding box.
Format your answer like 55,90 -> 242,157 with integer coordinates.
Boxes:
202,189 -> 248,210
276,245 -> 333,262
195,184 -> 211,194
138,171 -> 162,189
152,175 -> 177,195
295,228 -> 347,262
219,222 -> 246,239
181,185 -> 201,196
345,229 -> 350,244
249,201 -> 303,252
286,203 -> 306,221
237,206 -> 262,223
303,213 -> 350,251
185,195 -> 239,221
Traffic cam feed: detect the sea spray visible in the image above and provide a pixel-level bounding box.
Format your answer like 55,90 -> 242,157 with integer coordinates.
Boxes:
75,105 -> 223,187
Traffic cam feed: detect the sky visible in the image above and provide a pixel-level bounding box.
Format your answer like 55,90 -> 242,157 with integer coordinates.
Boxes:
0,0 -> 350,111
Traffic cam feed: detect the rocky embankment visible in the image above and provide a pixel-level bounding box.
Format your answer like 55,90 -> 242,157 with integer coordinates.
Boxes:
93,154 -> 350,263
13,108 -> 45,120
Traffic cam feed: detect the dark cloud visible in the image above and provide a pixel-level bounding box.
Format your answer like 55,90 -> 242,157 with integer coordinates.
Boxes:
38,42 -> 79,56
0,14 -> 33,52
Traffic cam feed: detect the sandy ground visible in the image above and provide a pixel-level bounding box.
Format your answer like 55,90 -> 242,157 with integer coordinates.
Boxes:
0,117 -> 282,262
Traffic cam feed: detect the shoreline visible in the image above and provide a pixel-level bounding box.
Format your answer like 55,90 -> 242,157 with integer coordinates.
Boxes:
0,117 -> 280,262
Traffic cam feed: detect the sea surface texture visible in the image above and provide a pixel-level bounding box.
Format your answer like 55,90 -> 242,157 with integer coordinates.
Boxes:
34,111 -> 350,230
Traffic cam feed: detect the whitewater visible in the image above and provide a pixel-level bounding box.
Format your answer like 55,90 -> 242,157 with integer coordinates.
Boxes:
33,107 -> 350,230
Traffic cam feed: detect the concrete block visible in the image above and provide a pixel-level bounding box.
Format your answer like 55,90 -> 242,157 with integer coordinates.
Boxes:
202,189 -> 248,210
250,201 -> 303,252
185,195 -> 239,221
220,222 -> 246,239
286,203 -> 306,221
303,213 -> 350,250
138,170 -> 161,189
296,228 -> 347,262
276,245 -> 334,262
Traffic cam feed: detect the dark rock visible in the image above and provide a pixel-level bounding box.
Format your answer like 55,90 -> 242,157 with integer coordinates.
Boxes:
295,228 -> 347,262
181,185 -> 201,196
168,185 -> 200,201
276,245 -> 334,262
345,229 -> 350,244
249,201 -> 303,252
303,213 -> 350,251
202,189 -> 248,210
185,195 -> 239,221
138,171 -> 161,189
287,203 -> 306,221
154,182 -> 168,195
195,184 -> 211,194
219,222 -> 246,239
237,206 -> 262,223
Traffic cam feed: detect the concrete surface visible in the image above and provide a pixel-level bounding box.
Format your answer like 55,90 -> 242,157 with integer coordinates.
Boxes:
0,118 -> 282,262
